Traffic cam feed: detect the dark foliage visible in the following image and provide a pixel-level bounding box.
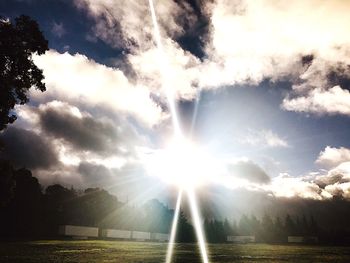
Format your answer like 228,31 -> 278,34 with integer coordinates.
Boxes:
0,160 -> 15,207
0,165 -> 349,244
0,166 -> 195,241
176,210 -> 195,242
0,15 -> 48,130
204,212 -> 334,244
1,168 -> 43,237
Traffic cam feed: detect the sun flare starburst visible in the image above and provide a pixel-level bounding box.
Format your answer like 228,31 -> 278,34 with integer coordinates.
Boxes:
145,137 -> 217,189
148,0 -> 211,262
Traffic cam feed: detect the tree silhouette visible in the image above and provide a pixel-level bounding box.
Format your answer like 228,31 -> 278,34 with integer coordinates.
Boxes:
285,214 -> 295,236
5,168 -> 43,237
238,214 -> 251,235
249,215 -> 260,236
309,215 -> 319,235
43,184 -> 77,235
0,15 -> 48,130
176,210 -> 195,242
273,216 -> 285,242
259,214 -> 274,242
0,160 -> 15,207
223,218 -> 232,235
0,166 -> 347,243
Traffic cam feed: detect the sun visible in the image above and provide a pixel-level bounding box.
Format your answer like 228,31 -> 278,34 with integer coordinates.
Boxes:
145,136 -> 217,189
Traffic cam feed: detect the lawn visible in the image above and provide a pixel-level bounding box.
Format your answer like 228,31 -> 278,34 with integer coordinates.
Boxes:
0,240 -> 350,263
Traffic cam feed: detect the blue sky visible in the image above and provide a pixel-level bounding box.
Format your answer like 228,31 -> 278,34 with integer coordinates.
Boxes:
0,0 -> 122,64
2,0 -> 350,203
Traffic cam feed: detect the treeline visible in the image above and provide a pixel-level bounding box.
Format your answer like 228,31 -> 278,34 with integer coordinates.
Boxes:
204,214 -> 319,243
1,161 -> 350,244
205,214 -> 350,244
0,162 -> 195,241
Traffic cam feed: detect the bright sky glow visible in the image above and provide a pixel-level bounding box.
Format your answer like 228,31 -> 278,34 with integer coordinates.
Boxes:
144,137 -> 218,188
4,0 -> 350,202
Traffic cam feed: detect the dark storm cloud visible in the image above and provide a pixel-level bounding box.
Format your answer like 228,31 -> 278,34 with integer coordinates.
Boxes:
301,54 -> 314,66
76,160 -> 163,203
315,173 -> 350,189
175,0 -> 211,58
38,105 -> 135,156
78,161 -> 112,184
0,127 -> 58,169
327,68 -> 350,92
228,160 -> 271,184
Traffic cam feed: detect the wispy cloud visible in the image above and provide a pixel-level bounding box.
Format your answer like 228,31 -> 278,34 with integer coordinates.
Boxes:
51,22 -> 66,38
238,129 -> 289,148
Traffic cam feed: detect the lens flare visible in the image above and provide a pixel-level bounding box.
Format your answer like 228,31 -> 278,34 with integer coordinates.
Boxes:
187,189 -> 210,263
148,0 -> 181,136
147,1 -> 210,263
144,137 -> 218,188
165,189 -> 182,263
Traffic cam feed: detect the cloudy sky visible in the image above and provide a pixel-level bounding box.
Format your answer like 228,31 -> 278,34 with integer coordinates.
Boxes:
2,0 -> 350,206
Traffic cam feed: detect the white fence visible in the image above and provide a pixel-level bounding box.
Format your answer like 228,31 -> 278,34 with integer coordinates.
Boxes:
151,232 -> 170,241
101,229 -> 131,239
59,225 -> 171,242
59,225 -> 99,238
131,231 -> 151,241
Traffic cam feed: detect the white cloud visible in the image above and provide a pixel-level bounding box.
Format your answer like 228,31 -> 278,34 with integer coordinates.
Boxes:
32,50 -> 164,127
263,171 -> 350,201
74,0 -> 195,50
210,1 -> 350,53
128,40 -> 202,100
316,146 -> 350,168
205,0 -> 350,79
73,0 -> 350,118
217,146 -> 350,200
324,182 -> 350,199
207,0 -> 350,116
267,174 -> 323,200
282,86 -> 350,116
263,147 -> 350,200
222,170 -> 326,200
74,0 -> 204,100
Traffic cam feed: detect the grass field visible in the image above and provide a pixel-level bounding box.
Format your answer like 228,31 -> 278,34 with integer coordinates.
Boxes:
0,240 -> 350,263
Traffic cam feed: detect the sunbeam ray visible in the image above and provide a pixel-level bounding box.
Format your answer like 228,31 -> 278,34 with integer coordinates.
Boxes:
165,189 -> 183,263
148,0 -> 182,137
187,189 -> 209,263
148,1 -> 210,263
190,89 -> 202,138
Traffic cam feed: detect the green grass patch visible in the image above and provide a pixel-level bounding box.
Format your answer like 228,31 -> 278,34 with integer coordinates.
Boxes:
0,240 -> 349,262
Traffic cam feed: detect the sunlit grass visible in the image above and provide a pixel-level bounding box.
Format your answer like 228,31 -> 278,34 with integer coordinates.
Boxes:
1,240 -> 350,263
